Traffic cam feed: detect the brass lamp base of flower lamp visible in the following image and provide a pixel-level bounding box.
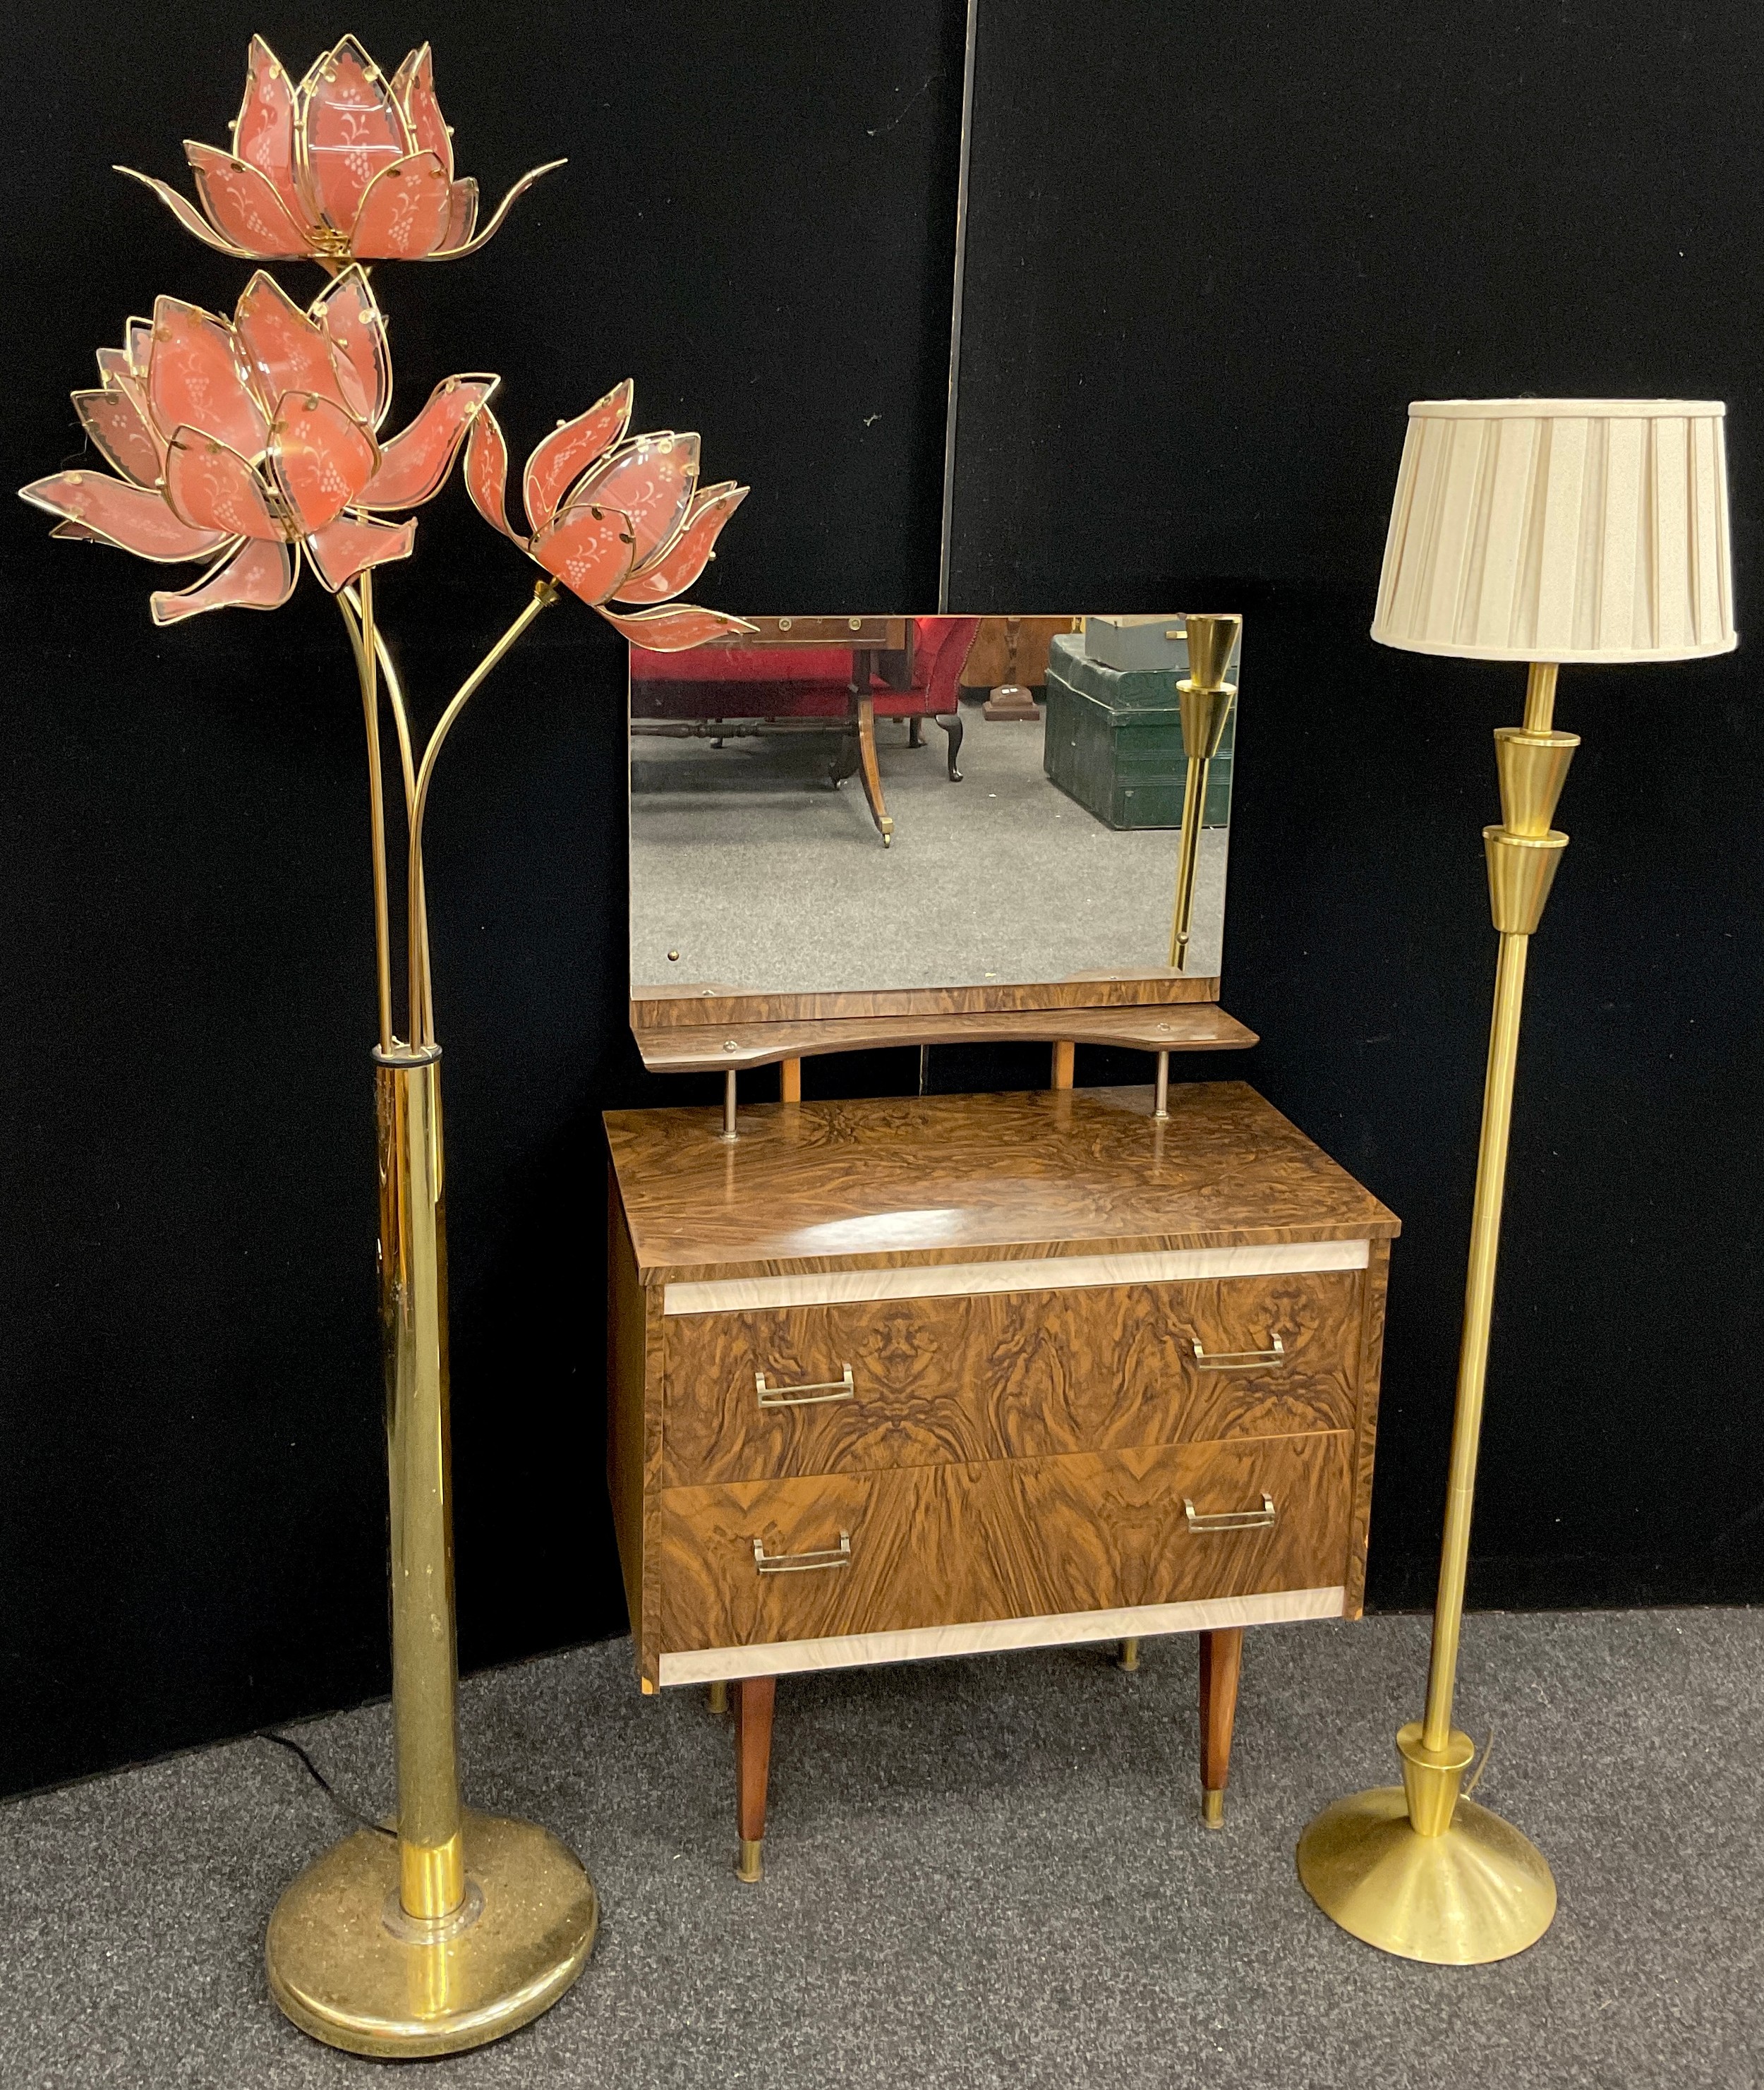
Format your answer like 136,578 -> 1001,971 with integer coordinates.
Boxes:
266,1809 -> 598,2058
1298,663 -> 1575,1964
265,1047 -> 597,2055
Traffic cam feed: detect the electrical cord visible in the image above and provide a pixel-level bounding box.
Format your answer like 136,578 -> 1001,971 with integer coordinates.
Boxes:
256,1730 -> 394,1839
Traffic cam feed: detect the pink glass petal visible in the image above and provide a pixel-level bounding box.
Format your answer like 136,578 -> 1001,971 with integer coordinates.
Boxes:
230,37 -> 306,223
114,167 -> 253,258
20,471 -> 230,562
74,387 -> 164,488
236,271 -> 356,418
349,152 -> 452,259
599,604 -> 758,650
151,538 -> 296,625
615,483 -> 749,604
429,159 -> 565,258
147,297 -> 268,457
569,432 -> 699,569
464,409 -> 521,541
309,269 -> 390,428
186,144 -> 311,258
389,46 -> 453,179
528,504 -> 637,605
126,318 -> 154,377
305,514 -> 416,592
439,178 -> 478,251
51,519 -> 107,540
522,380 -> 634,535
267,393 -> 377,533
296,37 -> 411,232
358,377 -> 496,511
164,433 -> 284,540
96,346 -> 131,383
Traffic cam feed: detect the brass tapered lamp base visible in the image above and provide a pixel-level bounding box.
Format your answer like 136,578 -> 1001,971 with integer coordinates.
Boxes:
266,1808 -> 598,2058
1296,1787 -> 1555,1964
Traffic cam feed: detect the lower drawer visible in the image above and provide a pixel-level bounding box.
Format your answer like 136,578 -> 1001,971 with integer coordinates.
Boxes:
655,1430 -> 1350,1655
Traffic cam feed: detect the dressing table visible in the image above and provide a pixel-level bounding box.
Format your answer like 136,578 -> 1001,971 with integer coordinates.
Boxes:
608,613 -> 1399,1880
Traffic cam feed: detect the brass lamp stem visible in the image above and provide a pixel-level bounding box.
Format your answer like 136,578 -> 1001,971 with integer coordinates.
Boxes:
1420,929 -> 1526,1749
406,582 -> 559,1047
340,583 -> 394,1053
1420,657 -> 1559,1752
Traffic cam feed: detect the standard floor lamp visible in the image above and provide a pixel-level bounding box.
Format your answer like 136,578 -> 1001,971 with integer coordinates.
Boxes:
1298,398 -> 1736,1963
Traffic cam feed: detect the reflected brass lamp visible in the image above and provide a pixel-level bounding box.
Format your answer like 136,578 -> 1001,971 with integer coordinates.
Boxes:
1298,399 -> 1736,1963
1168,613 -> 1240,971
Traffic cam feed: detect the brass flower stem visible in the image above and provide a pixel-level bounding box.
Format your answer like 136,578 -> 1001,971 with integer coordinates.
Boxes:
406,582 -> 559,1047
345,579 -> 418,821
338,581 -> 393,1053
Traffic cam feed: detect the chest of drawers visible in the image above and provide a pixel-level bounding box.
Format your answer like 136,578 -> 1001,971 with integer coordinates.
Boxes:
605,1080 -> 1398,1878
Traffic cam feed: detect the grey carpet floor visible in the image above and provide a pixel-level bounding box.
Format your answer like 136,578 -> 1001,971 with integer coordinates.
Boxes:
629,703 -> 1229,994
3,1609 -> 1759,2089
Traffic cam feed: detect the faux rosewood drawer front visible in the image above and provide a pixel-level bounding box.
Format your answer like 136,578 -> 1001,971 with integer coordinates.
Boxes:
656,1430 -> 1351,1653
662,1273 -> 1363,1486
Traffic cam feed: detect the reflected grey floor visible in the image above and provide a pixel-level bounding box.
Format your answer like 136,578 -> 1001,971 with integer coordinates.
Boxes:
4,1608 -> 1760,2088
628,703 -> 1228,993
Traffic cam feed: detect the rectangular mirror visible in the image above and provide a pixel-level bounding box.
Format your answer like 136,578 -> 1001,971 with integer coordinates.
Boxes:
627,612 -> 1241,1055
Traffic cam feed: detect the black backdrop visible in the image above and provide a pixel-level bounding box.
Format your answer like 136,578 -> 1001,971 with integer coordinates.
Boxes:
2,1 -> 1758,1799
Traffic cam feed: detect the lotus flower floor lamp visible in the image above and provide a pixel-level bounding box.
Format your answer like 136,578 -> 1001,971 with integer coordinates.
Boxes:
20,34 -> 751,2057
1298,397 -> 1736,1964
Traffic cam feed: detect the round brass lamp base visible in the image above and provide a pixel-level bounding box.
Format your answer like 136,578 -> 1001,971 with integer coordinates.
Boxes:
1297,1786 -> 1556,1965
266,1809 -> 598,2058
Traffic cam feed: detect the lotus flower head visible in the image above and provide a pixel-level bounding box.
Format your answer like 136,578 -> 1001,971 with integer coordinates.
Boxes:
20,269 -> 495,623
117,35 -> 564,265
464,382 -> 754,649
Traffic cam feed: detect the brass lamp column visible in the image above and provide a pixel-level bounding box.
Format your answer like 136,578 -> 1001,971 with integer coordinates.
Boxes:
1168,614 -> 1240,971
265,590 -> 600,2055
1298,398 -> 1736,1964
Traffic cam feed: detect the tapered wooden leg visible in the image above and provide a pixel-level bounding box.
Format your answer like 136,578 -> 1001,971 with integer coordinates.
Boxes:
1199,1627 -> 1244,1827
734,1675 -> 776,1882
853,696 -> 894,846
779,1056 -> 801,1103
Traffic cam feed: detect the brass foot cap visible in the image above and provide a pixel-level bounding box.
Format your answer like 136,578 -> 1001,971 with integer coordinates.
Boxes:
736,1837 -> 764,1884
1202,1788 -> 1226,1828
706,1681 -> 730,1715
1117,1637 -> 1140,1672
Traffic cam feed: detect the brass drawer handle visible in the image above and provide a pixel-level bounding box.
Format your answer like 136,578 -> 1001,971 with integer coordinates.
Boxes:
754,1364 -> 856,1408
752,1531 -> 852,1574
1184,1492 -> 1276,1533
1190,1334 -> 1286,1371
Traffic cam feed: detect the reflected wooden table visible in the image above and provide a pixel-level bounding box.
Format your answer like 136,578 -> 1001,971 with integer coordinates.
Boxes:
723,616 -> 909,845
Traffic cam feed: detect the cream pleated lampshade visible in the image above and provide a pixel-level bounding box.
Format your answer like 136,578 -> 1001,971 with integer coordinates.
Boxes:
1372,399 -> 1735,663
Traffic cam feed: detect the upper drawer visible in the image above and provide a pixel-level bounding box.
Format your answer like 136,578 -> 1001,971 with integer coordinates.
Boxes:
663,1269 -> 1365,1486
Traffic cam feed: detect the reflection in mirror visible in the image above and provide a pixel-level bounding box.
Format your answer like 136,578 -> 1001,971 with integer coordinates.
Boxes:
627,614 -> 1239,1003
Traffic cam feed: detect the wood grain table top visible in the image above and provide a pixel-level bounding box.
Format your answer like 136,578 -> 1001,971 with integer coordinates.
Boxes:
605,1082 -> 1400,1283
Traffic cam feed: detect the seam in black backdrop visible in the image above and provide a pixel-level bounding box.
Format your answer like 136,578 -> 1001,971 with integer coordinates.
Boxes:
948,4 -> 1764,1613
3,0 -> 1760,1801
